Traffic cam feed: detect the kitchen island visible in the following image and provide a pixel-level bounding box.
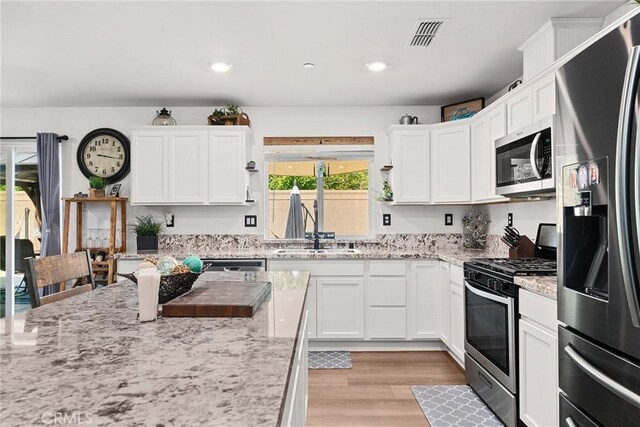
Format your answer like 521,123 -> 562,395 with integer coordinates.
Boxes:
0,271 -> 310,426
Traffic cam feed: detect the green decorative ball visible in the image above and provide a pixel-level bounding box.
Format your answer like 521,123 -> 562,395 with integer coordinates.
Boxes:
183,256 -> 203,273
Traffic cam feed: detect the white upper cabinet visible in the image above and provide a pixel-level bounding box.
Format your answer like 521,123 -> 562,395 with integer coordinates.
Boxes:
168,131 -> 208,204
131,131 -> 169,204
389,129 -> 430,204
209,130 -> 249,204
131,126 -> 251,205
472,104 -> 507,202
531,73 -> 556,122
506,86 -> 533,134
431,124 -> 471,203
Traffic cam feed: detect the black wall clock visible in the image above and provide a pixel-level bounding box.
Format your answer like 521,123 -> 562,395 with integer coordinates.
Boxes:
77,128 -> 131,184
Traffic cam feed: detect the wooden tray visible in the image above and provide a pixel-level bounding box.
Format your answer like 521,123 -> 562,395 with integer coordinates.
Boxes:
161,281 -> 271,317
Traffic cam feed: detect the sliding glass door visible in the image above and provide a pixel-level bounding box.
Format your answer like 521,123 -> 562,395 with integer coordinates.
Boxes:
1,142 -> 39,318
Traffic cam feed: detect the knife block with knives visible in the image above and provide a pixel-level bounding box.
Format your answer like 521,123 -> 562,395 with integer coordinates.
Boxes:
502,225 -> 536,258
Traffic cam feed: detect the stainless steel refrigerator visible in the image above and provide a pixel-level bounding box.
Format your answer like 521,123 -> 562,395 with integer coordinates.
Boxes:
556,10 -> 640,427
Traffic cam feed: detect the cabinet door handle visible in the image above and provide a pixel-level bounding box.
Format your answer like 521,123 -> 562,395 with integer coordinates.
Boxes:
565,416 -> 578,427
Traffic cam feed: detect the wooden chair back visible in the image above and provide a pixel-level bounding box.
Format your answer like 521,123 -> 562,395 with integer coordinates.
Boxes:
26,250 -> 95,308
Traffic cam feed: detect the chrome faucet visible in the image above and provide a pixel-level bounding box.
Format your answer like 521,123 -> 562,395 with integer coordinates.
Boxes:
312,200 -> 320,250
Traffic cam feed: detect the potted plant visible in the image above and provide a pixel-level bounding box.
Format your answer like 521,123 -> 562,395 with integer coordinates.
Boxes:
208,104 -> 250,126
89,176 -> 107,198
130,214 -> 163,251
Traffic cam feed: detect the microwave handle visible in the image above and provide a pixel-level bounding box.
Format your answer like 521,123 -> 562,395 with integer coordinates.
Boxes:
529,132 -> 542,179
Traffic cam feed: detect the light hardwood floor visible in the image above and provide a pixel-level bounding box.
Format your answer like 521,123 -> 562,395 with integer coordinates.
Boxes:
307,351 -> 466,426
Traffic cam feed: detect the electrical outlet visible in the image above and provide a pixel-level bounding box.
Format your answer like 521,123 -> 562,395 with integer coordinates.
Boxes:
445,213 -> 453,226
383,213 -> 391,226
244,215 -> 257,227
508,213 -> 513,227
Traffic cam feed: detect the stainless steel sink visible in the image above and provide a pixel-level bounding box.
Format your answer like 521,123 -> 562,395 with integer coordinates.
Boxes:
272,248 -> 361,255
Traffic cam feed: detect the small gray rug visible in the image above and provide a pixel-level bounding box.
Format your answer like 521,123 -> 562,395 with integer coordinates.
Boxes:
308,351 -> 352,369
411,385 -> 504,427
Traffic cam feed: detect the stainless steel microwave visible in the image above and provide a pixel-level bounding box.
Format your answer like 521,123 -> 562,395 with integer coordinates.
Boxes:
495,117 -> 554,197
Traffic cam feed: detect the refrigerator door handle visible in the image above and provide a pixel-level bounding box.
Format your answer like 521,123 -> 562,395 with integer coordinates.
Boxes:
615,45 -> 640,327
529,132 -> 542,179
564,417 -> 578,427
565,345 -> 640,408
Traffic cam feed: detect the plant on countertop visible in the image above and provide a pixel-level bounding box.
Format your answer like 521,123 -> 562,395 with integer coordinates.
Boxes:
88,176 -> 107,190
130,214 -> 163,236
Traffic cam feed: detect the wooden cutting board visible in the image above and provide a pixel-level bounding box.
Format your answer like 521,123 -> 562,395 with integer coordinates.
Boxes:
161,281 -> 271,317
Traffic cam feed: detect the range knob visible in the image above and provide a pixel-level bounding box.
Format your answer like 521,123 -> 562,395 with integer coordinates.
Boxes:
465,271 -> 480,281
492,281 -> 504,292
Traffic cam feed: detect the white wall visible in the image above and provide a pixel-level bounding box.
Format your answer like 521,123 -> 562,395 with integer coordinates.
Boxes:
1,105 -> 556,249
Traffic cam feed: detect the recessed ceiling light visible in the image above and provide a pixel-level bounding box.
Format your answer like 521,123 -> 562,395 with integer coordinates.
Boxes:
303,63 -> 315,69
366,61 -> 387,72
211,62 -> 232,73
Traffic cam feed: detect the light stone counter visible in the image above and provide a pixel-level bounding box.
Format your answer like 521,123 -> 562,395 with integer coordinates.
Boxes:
514,275 -> 558,299
0,271 -> 309,426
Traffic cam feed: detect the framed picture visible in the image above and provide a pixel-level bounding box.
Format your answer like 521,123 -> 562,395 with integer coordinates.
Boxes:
109,184 -> 121,197
441,97 -> 485,122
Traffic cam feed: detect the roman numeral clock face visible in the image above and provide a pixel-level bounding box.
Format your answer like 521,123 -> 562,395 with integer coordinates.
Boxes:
77,128 -> 130,184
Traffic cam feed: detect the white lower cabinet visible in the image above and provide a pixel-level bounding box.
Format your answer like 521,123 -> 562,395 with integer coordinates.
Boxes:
307,278 -> 317,339
317,277 -> 365,339
367,260 -> 408,339
519,289 -> 558,427
437,262 -> 451,346
409,260 -> 440,339
449,282 -> 465,363
281,307 -> 308,427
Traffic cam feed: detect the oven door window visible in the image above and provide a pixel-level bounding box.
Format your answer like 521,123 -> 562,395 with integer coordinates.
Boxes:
465,284 -> 510,376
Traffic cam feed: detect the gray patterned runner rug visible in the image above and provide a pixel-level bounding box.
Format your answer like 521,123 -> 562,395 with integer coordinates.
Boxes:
411,385 -> 504,427
308,351 -> 352,369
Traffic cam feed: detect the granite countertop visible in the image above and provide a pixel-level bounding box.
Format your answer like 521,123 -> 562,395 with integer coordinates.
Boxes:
0,271 -> 310,426
514,276 -> 558,300
115,248 -> 492,267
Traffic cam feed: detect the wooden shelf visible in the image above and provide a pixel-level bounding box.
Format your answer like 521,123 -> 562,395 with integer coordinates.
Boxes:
380,165 -> 393,172
245,167 -> 259,172
63,196 -> 128,202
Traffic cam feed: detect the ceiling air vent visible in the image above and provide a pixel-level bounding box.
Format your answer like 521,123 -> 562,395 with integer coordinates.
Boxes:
408,20 -> 445,47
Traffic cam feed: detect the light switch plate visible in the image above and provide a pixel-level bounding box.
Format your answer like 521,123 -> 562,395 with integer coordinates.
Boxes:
245,215 -> 257,227
445,213 -> 453,226
383,213 -> 391,226
508,213 -> 513,227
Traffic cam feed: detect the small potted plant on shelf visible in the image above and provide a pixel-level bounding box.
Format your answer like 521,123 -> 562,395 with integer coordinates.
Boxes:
375,179 -> 394,202
88,176 -> 107,198
130,214 -> 163,251
208,104 -> 251,126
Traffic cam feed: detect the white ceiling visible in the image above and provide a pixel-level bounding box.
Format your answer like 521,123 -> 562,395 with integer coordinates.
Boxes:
1,1 -> 623,108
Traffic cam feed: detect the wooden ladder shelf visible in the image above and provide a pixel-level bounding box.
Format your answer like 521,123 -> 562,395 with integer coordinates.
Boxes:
62,197 -> 127,285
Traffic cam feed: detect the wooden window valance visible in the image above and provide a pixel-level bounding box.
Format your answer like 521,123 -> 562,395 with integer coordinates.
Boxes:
263,136 -> 374,146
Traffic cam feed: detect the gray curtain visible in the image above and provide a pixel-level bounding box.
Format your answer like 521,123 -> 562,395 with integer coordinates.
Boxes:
36,133 -> 61,258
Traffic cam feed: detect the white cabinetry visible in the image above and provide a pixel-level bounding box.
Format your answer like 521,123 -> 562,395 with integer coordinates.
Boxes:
449,265 -> 465,364
317,277 -> 364,339
389,129 -> 430,204
531,73 -> 556,122
518,289 -> 558,427
437,261 -> 451,346
130,126 -> 251,205
367,260 -> 407,339
409,260 -> 439,339
281,308 -> 308,427
168,131 -> 208,204
209,131 -> 249,204
307,279 -> 317,339
506,87 -> 533,134
131,132 -> 168,204
431,124 -> 471,203
471,104 -> 507,202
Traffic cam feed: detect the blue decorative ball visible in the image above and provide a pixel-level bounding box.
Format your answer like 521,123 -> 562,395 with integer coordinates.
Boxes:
183,256 -> 203,273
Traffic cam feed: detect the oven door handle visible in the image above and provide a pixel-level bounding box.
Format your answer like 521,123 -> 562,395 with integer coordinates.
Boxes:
465,281 -> 511,305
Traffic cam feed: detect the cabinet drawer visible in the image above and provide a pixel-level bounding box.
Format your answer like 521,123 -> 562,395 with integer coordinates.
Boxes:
368,307 -> 407,339
268,260 -> 365,276
369,260 -> 406,276
450,265 -> 464,285
368,277 -> 406,306
519,289 -> 557,332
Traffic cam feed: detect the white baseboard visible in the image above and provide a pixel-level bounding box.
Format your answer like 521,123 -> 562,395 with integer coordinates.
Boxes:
308,339 -> 448,352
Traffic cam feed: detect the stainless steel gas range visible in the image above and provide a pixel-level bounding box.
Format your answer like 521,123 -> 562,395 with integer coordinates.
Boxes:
463,251 -> 556,427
